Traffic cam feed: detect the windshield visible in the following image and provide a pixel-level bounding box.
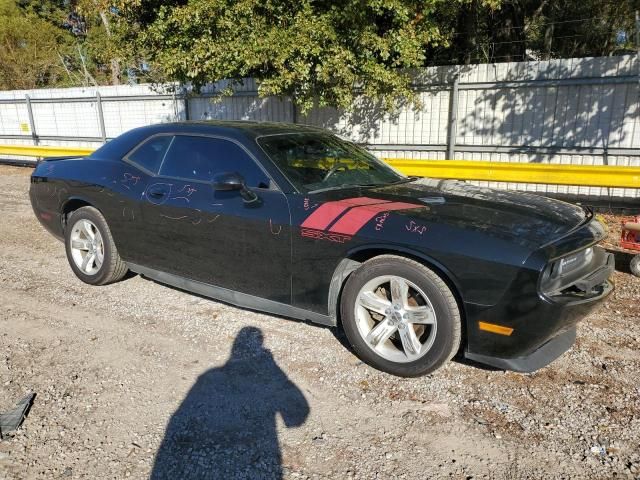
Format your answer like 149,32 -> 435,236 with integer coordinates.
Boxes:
257,133 -> 406,193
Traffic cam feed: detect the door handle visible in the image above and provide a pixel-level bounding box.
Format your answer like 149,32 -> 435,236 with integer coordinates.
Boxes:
145,184 -> 171,204
147,187 -> 168,199
148,190 -> 166,199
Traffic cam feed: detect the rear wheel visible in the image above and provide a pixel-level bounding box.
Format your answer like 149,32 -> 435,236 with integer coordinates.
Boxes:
64,206 -> 128,285
340,255 -> 461,377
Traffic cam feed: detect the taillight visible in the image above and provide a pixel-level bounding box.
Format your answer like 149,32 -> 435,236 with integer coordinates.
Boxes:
540,247 -> 595,295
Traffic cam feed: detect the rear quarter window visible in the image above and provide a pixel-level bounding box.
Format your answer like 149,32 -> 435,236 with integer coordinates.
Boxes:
125,135 -> 173,174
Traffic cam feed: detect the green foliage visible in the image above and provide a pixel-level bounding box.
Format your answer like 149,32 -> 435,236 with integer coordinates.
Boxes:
124,0 -> 458,113
0,0 -> 70,89
0,0 -> 129,90
0,0 -> 637,110
119,0 -> 639,112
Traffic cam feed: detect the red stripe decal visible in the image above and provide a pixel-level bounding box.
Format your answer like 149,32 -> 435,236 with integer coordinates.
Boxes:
328,202 -> 420,235
301,197 -> 390,230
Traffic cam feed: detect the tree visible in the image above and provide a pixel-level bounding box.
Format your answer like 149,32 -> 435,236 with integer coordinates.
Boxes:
0,0 -> 70,89
523,0 -> 639,59
2,0 -> 129,89
2,0 -> 636,101
119,0 -> 484,113
427,0 -> 639,65
120,0 -> 636,112
74,0 -> 123,85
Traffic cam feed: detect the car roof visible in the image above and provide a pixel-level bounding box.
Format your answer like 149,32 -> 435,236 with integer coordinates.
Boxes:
90,120 -> 329,161
141,120 -> 327,138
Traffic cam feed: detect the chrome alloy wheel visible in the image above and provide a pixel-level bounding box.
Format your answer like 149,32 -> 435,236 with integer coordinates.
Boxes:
354,275 -> 437,363
69,219 -> 104,275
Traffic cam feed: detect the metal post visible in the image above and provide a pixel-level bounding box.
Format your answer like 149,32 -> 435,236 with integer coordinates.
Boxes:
183,95 -> 190,121
95,91 -> 107,143
446,76 -> 460,160
181,85 -> 190,121
24,95 -> 38,145
636,11 -> 639,89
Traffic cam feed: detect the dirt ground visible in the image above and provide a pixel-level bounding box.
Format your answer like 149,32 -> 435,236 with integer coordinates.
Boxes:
0,165 -> 638,479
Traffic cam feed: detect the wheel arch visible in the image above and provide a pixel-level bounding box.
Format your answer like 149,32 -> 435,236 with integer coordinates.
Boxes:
61,196 -> 97,231
61,197 -> 130,286
328,244 -> 468,348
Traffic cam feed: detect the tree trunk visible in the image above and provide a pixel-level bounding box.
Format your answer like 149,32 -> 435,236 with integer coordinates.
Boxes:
543,24 -> 554,58
458,1 -> 479,65
491,0 -> 526,62
110,58 -> 121,86
99,10 -> 121,85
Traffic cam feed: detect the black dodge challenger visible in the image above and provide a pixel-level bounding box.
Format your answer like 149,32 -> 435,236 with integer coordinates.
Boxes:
29,121 -> 614,377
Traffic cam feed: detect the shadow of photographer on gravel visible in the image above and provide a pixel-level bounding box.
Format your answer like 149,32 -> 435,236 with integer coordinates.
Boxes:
151,326 -> 310,479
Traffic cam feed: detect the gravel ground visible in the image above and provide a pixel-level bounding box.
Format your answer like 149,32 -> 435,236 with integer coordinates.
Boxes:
0,165 -> 638,480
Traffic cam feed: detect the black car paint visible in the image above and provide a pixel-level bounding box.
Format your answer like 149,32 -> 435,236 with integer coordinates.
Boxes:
29,121 -> 613,372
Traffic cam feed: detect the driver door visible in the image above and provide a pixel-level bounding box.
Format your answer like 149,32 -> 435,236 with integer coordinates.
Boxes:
140,134 -> 292,304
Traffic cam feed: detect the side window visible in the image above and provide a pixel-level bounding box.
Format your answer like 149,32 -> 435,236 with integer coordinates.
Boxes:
126,135 -> 173,174
159,135 -> 271,188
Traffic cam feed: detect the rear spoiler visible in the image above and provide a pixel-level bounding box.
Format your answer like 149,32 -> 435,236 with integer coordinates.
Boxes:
37,155 -> 86,165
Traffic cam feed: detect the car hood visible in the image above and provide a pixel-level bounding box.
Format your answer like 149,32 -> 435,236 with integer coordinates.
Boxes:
316,179 -> 589,250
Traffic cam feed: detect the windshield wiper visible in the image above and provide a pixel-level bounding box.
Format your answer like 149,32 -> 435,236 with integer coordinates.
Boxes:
307,184 -> 365,194
306,178 -> 415,194
388,177 -> 417,185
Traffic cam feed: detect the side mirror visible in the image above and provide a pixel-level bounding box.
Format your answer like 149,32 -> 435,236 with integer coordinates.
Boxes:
212,172 -> 260,204
212,172 -> 245,191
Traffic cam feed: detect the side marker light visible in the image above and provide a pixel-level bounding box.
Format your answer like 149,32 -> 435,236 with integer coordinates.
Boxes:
478,321 -> 514,336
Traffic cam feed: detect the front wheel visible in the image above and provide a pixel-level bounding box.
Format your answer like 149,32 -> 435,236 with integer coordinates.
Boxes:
340,255 -> 461,377
64,206 -> 128,285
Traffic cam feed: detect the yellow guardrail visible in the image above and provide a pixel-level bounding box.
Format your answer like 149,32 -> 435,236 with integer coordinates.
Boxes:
386,159 -> 640,189
1,144 -> 639,189
0,144 -> 95,158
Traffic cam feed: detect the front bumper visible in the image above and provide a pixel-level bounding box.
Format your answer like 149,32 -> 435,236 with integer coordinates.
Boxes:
463,250 -> 614,372
465,326 -> 577,373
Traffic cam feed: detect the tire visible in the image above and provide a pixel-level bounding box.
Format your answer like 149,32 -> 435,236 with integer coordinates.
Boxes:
631,254 -> 640,278
340,255 -> 461,377
64,206 -> 128,285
